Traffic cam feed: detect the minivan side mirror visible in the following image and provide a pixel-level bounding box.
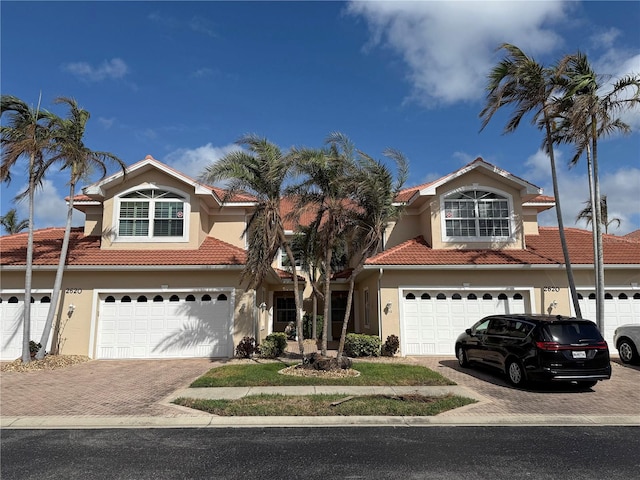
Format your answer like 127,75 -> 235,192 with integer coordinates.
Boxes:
465,328 -> 472,335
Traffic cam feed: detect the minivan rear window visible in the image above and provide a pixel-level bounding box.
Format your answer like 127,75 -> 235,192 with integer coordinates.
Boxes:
544,322 -> 603,344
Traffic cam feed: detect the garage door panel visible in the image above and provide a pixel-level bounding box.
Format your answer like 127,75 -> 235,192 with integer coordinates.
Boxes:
0,295 -> 53,360
578,291 -> 640,350
97,292 -> 231,359
402,290 -> 531,356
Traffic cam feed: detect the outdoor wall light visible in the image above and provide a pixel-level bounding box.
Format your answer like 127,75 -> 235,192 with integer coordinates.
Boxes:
547,300 -> 558,314
67,304 -> 76,316
385,301 -> 392,314
259,302 -> 267,311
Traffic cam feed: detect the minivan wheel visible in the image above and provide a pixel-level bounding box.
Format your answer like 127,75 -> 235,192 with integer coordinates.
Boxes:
617,339 -> 639,364
506,359 -> 526,387
457,346 -> 469,368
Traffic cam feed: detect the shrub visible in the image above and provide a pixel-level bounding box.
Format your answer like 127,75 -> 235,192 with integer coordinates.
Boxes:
29,340 -> 42,358
259,332 -> 288,358
235,337 -> 257,358
383,334 -> 400,356
344,333 -> 381,357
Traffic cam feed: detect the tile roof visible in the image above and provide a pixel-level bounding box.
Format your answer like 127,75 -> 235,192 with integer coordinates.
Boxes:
0,228 -> 246,267
366,227 -> 640,266
624,229 -> 640,243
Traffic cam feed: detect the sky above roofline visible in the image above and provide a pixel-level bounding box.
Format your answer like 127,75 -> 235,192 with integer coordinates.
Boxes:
1,1 -> 639,234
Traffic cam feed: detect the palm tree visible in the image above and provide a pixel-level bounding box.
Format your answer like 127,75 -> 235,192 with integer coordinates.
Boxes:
289,133 -> 357,355
36,97 -> 126,359
479,43 -> 583,318
335,146 -> 408,361
200,134 -> 305,356
576,195 -> 621,234
555,52 -> 640,331
0,208 -> 29,234
1,94 -> 55,363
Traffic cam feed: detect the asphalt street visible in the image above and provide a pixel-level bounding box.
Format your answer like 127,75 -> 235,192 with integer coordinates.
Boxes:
2,426 -> 639,480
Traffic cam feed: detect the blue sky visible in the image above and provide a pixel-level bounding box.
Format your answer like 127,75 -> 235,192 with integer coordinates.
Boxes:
2,1 -> 639,234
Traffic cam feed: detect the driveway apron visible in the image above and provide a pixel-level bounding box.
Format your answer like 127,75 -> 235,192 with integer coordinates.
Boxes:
1,359 -> 215,417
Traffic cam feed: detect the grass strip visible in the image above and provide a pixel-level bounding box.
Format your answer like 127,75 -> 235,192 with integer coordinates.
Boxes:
174,393 -> 475,416
190,362 -> 454,388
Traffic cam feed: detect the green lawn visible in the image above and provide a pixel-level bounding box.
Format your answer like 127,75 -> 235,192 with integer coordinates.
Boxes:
173,393 -> 475,416
190,361 -> 455,388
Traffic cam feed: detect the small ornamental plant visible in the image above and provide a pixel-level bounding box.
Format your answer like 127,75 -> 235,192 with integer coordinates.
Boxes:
29,340 -> 42,358
383,334 -> 400,356
235,337 -> 257,358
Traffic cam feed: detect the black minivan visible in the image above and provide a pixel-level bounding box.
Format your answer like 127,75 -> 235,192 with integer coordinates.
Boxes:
455,314 -> 611,388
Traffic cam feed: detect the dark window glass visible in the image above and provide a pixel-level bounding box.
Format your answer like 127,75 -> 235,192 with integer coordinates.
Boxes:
452,293 -> 462,300
421,293 -> 431,300
170,295 -> 180,302
105,296 -> 116,303
405,293 -> 416,300
153,295 -> 164,302
137,296 -> 148,303
121,296 -> 131,302
217,294 -> 228,301
186,295 -> 196,302
436,293 -> 446,300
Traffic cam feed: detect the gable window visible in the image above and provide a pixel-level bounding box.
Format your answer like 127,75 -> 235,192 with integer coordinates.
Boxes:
442,189 -> 512,241
117,188 -> 187,240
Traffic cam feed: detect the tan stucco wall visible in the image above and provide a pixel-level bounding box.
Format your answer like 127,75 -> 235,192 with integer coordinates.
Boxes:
209,211 -> 247,248
1,269 -> 253,358
94,172 -> 205,250
362,266 -> 640,352
430,170 -> 526,250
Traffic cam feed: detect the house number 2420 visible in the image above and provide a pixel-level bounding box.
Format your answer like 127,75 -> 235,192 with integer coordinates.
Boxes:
65,288 -> 83,294
543,286 -> 560,292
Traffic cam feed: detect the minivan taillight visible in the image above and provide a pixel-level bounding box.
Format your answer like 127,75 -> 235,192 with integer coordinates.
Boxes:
536,341 -> 608,351
536,341 -> 560,351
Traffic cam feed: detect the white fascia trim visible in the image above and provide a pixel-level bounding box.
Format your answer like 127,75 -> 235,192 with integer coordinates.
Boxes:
420,162 -> 541,197
364,264 -> 640,271
1,265 -> 245,272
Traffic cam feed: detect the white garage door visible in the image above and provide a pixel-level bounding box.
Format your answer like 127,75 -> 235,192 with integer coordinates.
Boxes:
578,291 -> 640,349
401,290 -> 529,356
97,291 -> 232,359
0,293 -> 53,360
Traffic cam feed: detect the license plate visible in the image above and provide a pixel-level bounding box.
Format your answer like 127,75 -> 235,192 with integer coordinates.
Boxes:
572,351 -> 587,359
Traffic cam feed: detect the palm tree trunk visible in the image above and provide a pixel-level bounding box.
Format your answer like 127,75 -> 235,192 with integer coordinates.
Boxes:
591,122 -> 605,333
21,155 -> 36,363
545,121 -> 582,318
36,182 -> 76,359
282,238 -> 304,357
336,274 -> 357,361
321,247 -> 333,356
584,143 -> 600,328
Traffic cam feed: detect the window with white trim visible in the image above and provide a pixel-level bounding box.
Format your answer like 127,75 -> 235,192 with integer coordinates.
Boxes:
117,188 -> 187,239
442,189 -> 512,240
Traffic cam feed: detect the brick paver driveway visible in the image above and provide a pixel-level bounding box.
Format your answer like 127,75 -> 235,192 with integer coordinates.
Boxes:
2,356 -> 638,419
411,357 -> 640,418
1,359 -> 215,417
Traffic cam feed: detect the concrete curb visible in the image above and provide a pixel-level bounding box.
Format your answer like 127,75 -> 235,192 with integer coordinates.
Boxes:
2,414 -> 638,429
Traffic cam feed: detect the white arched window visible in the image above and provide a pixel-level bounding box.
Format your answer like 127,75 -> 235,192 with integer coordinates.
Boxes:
116,187 -> 188,241
441,188 -> 513,241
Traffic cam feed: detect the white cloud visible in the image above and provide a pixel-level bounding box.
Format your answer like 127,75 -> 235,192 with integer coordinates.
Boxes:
594,52 -> 640,131
98,117 -> 115,129
14,180 -> 84,230
347,0 -> 568,106
62,58 -> 129,82
524,150 -> 640,235
163,143 -> 241,181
